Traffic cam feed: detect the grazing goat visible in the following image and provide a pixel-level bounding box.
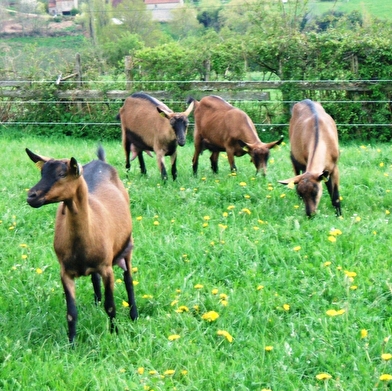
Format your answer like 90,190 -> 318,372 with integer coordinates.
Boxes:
278,99 -> 341,217
26,146 -> 138,343
117,92 -> 194,180
189,95 -> 283,175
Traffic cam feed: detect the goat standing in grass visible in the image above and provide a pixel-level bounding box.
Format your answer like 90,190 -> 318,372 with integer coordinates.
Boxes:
26,146 -> 138,343
278,99 -> 341,217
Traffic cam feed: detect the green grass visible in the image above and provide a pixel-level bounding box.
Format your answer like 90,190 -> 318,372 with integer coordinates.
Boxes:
0,128 -> 391,390
311,0 -> 392,20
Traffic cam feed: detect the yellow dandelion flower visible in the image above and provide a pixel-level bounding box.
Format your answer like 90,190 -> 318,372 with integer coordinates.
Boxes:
203,223 -> 209,227
280,193 -> 286,198
181,369 -> 188,375
153,221 -> 159,226
380,374 -> 392,381
21,254 -> 28,260
171,300 -> 179,306
326,309 -> 345,316
294,205 -> 299,209
212,288 -> 219,295
180,187 -> 185,191
142,294 -> 153,299
239,182 -> 247,187
265,346 -> 273,351
201,311 -> 219,322
137,367 -> 145,375
329,228 -> 342,236
293,246 -> 301,252
253,226 -> 259,230
380,162 -> 385,167
227,205 -> 235,210
355,216 -> 361,222
132,267 -> 138,273
122,300 -> 129,307
175,306 -> 189,313
344,271 -> 357,278
168,334 -> 181,341
203,216 -> 210,221
193,305 -> 200,312
217,330 -> 234,343
222,212 -> 228,217
316,373 -> 332,380
328,236 -> 336,243
382,354 -> 392,361
219,293 -> 228,300
218,224 -> 227,230
288,181 -> 295,190
267,185 -> 274,191
163,370 -> 175,376
386,210 -> 390,215
119,368 -> 126,373
244,194 -> 250,199
149,370 -> 157,375
360,329 -> 368,339
133,280 -> 139,286
257,285 -> 264,290
19,243 -> 28,248
324,261 -> 332,267
220,300 -> 228,307
283,304 -> 290,311
136,216 -> 142,221
116,278 -> 123,283
194,284 -> 203,289
36,268 -> 43,274
241,208 -> 251,215
210,241 -> 215,246
350,285 -> 358,290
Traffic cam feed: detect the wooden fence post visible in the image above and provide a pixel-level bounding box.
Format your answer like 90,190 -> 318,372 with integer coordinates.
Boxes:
125,56 -> 133,91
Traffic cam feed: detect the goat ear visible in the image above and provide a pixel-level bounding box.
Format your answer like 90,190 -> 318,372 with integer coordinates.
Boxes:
156,106 -> 171,119
26,148 -> 49,170
265,135 -> 284,149
70,157 -> 82,177
278,174 -> 302,186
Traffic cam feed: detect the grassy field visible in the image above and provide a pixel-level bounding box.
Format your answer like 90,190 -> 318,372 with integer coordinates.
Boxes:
0,128 -> 391,390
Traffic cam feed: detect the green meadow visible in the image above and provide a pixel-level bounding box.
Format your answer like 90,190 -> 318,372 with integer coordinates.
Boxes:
0,128 -> 391,390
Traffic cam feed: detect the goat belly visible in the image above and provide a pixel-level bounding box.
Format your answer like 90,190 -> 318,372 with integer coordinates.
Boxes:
127,129 -> 153,151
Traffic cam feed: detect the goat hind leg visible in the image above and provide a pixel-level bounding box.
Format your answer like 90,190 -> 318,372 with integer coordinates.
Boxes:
101,267 -> 117,334
61,272 -> 78,344
91,272 -> 101,304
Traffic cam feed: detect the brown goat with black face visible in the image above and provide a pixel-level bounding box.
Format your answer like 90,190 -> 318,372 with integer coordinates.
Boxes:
279,99 -> 341,217
26,146 -> 138,343
189,95 -> 283,175
117,92 -> 194,180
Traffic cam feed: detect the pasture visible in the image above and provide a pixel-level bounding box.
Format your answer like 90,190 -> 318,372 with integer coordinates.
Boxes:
0,128 -> 391,390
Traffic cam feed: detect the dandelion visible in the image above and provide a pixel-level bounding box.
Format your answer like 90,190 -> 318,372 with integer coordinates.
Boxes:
326,309 -> 345,317
142,294 -> 153,299
21,254 -> 28,260
294,205 -> 299,209
222,212 -> 228,217
137,367 -> 145,375
257,285 -> 264,290
122,300 -> 129,307
360,329 -> 368,339
265,346 -> 273,351
36,268 -> 43,274
227,205 -> 235,210
217,330 -> 234,343
132,267 -> 138,273
218,224 -> 227,230
194,284 -> 204,289
168,334 -> 181,341
116,278 -> 123,283
344,271 -> 357,278
163,370 -> 175,376
288,181 -> 295,190
133,281 -> 139,286
283,304 -> 290,311
324,261 -> 332,267
119,368 -> 126,373
280,193 -> 286,198
203,216 -> 210,221
201,311 -> 219,322
241,208 -> 251,215
20,243 -> 28,248
355,216 -> 361,222
382,354 -> 392,361
244,194 -> 250,199
350,285 -> 358,290
171,300 -> 179,306
386,210 -> 390,215
212,288 -> 219,295
180,187 -> 185,191
136,216 -> 142,221
380,162 -> 385,167
267,185 -> 274,191
239,182 -> 247,187
181,370 -> 188,375
175,306 -> 189,313
293,246 -> 301,252
220,300 -> 228,307
203,223 -> 209,228
328,236 -> 336,243
380,374 -> 392,381
316,373 -> 332,380
329,228 -> 342,236
153,221 -> 159,226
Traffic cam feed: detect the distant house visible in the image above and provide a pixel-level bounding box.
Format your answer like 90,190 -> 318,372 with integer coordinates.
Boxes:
48,0 -> 78,15
112,0 -> 183,22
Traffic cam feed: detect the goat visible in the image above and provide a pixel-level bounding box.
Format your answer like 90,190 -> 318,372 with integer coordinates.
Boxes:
278,99 -> 341,217
117,92 -> 194,180
26,146 -> 138,343
189,95 -> 283,175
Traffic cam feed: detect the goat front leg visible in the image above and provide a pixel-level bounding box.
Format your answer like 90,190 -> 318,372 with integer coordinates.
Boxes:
170,151 -> 178,180
91,272 -> 101,304
61,271 -> 77,344
101,267 -> 117,334
156,151 -> 168,180
325,167 -> 341,216
210,151 -> 220,173
225,149 -> 237,172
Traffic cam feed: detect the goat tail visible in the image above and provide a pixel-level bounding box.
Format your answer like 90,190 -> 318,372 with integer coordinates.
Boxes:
97,145 -> 106,162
